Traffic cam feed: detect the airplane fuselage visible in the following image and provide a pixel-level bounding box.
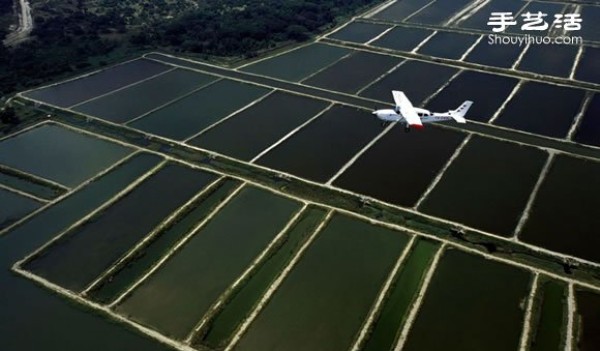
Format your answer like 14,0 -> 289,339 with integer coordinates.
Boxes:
373,108 -> 454,127
373,91 -> 470,131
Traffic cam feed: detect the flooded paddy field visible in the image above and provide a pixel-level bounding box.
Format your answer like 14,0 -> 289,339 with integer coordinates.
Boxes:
189,91 -> 328,160
362,239 -> 440,351
233,214 -> 410,351
416,31 -> 480,60
241,43 -> 352,82
406,0 -> 474,25
573,94 -> 600,147
24,163 -> 216,292
304,51 -> 402,94
459,0 -> 524,30
0,123 -> 132,187
575,289 -> 600,351
359,60 -> 459,105
116,187 -> 301,339
0,153 -> 173,351
197,206 -> 329,349
464,39 -> 524,69
574,47 -> 600,85
426,70 -> 519,122
88,178 -> 242,304
529,278 -> 567,351
520,154 -> 600,263
328,21 -> 392,43
73,69 -> 216,123
256,105 -> 381,183
0,188 -> 41,229
333,125 -> 466,207
23,59 -> 171,108
403,249 -> 530,351
371,0 -> 432,22
493,81 -> 585,138
419,136 -> 547,237
129,79 -> 270,140
370,26 -> 434,52
516,44 -> 579,78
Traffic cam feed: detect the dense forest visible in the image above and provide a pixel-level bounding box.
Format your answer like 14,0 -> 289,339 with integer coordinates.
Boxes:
0,0 -> 380,97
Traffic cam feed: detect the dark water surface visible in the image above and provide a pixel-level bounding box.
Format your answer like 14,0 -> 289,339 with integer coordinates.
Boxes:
23,59 -> 171,107
403,249 -> 530,351
234,214 -> 409,351
1,153 -> 170,351
189,91 -> 328,160
0,123 -> 132,187
520,154 -> 600,262
328,21 -> 392,43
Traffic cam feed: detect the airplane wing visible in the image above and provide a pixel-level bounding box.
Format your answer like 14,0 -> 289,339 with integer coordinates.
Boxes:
392,91 -> 422,127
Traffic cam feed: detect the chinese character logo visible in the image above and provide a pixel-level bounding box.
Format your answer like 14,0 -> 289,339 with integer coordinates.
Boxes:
487,11 -> 582,32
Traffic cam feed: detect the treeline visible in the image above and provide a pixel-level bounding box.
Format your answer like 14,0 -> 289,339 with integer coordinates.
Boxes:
0,0 -> 380,97
0,10 -> 122,95
138,0 -> 377,57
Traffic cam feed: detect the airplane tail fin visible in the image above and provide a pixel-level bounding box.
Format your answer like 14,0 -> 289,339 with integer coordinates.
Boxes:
450,101 -> 472,123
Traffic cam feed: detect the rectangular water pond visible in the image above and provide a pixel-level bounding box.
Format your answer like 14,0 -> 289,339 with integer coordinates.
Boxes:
88,178 -> 242,304
370,26 -> 434,52
24,163 -> 216,292
129,79 -> 270,140
233,214 -> 410,351
256,105 -> 382,183
493,81 -> 585,138
73,69 -> 216,123
359,60 -> 459,105
520,154 -> 600,263
464,37 -> 524,68
426,70 -> 519,122
0,168 -> 65,201
23,59 -> 171,107
407,0 -> 475,25
575,289 -> 600,351
362,239 -> 440,351
328,21 -> 392,44
0,123 -> 132,187
2,152 -> 163,265
333,125 -> 466,207
575,47 -> 600,85
416,31 -> 480,60
579,5 -> 600,42
529,278 -> 567,351
197,206 -> 329,349
403,249 -> 530,351
116,187 -> 301,339
303,51 -> 402,94
573,94 -> 600,147
419,135 -> 547,237
241,43 -> 352,82
0,188 -> 41,229
372,0 -> 433,22
517,44 -> 579,78
188,91 -> 329,161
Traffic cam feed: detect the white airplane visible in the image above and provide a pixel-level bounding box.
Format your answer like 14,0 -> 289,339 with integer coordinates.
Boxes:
372,91 -> 472,132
